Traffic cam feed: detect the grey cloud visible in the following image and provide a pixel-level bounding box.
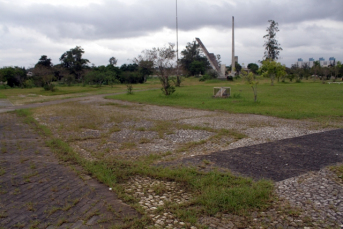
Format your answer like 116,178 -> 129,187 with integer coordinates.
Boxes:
0,0 -> 342,41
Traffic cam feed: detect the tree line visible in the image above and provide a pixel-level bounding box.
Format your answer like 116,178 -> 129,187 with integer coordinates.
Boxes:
1,20 -> 342,95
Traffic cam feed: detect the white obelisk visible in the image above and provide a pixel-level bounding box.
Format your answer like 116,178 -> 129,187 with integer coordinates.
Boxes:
231,16 -> 235,75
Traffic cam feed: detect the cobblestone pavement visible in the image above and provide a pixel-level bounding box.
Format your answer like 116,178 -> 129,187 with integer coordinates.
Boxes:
122,176 -> 194,228
0,113 -> 139,229
276,168 -> 343,228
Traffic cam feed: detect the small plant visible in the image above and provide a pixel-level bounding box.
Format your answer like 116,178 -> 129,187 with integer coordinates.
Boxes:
203,159 -> 211,165
20,157 -> 29,163
13,188 -> 21,195
29,220 -> 40,229
232,93 -> 241,99
151,183 -> 168,195
136,127 -> 146,131
126,84 -> 133,94
26,202 -> 35,211
0,168 -> 5,176
1,147 -> 7,153
30,163 -> 37,169
119,142 -> 136,150
243,70 -> 259,102
139,138 -> 151,144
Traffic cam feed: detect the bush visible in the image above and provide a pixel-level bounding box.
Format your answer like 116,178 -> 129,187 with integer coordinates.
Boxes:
199,74 -> 211,82
23,79 -> 35,88
43,83 -> 56,92
120,72 -> 145,84
227,76 -> 233,81
206,69 -> 219,79
126,84 -> 133,94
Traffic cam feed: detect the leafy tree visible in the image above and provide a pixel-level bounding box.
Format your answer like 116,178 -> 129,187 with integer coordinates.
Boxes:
59,46 -> 90,82
190,61 -> 206,76
180,41 -> 210,76
120,63 -> 139,72
228,63 -> 242,76
0,67 -> 27,87
259,60 -> 286,85
32,65 -> 56,91
263,20 -> 283,61
36,55 -> 53,68
247,63 -> 259,74
137,44 -> 176,95
85,65 -> 121,86
109,57 -> 118,66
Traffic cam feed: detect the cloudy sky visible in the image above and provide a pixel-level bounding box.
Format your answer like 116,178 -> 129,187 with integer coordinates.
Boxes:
0,0 -> 342,68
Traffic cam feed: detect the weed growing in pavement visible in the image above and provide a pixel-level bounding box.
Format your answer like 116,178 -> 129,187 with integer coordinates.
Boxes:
13,188 -> 21,195
329,165 -> 343,182
26,202 -> 36,211
119,142 -> 136,150
139,138 -> 151,144
0,211 -> 8,218
14,222 -> 25,228
56,218 -> 67,226
149,120 -> 175,138
151,183 -> 168,195
30,163 -> 37,169
0,168 -> 5,176
23,171 -> 38,179
1,147 -> 7,154
29,220 -> 40,229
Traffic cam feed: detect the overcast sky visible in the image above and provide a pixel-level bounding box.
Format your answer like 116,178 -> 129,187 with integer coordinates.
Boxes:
1,0 -> 342,68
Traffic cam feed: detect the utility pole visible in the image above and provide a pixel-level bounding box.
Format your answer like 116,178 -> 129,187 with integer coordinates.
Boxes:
176,0 -> 179,78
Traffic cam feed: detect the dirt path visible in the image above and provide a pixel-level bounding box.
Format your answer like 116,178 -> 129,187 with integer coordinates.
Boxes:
0,113 -> 139,228
0,92 -> 125,114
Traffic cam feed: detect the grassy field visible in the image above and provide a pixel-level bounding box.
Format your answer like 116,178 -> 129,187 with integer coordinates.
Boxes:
108,77 -> 343,120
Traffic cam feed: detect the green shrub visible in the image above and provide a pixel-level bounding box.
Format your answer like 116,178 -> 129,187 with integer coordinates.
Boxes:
23,79 -> 35,88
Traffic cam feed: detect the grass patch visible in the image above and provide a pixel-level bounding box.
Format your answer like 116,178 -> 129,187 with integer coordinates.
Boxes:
119,142 -> 137,150
149,120 -> 175,138
0,168 -> 5,176
108,78 -> 343,120
329,165 -> 343,181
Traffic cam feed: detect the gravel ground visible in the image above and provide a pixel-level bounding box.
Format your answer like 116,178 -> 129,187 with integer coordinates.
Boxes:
11,96 -> 343,228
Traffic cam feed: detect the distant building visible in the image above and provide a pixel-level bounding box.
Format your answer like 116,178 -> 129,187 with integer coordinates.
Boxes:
329,57 -> 336,66
296,58 -> 313,68
295,57 -> 335,68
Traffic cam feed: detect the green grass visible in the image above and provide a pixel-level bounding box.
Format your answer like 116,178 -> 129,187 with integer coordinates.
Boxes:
107,79 -> 343,119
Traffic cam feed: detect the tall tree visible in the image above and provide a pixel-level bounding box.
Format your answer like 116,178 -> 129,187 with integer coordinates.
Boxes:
247,63 -> 259,74
180,41 -> 210,76
109,57 -> 118,66
59,46 -> 90,82
263,20 -> 283,61
36,55 -> 53,68
136,44 -> 176,95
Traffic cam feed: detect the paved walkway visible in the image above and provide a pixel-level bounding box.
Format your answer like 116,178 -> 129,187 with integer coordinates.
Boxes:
0,113 -> 139,228
173,129 -> 343,181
